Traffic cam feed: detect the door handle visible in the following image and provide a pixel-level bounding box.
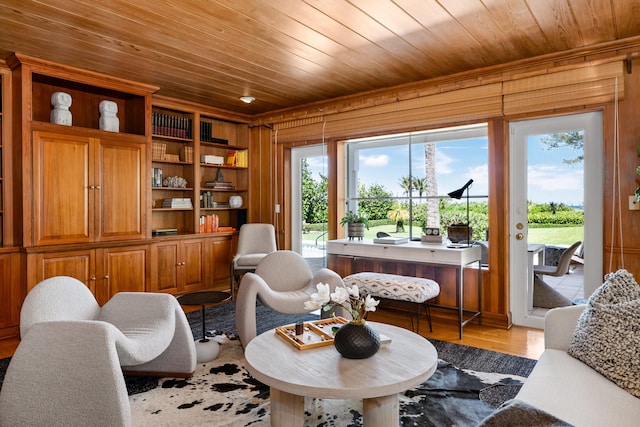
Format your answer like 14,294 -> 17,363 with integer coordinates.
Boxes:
516,233 -> 524,240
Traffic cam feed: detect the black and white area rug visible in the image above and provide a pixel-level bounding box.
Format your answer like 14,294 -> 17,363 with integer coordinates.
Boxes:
127,302 -> 537,427
0,301 -> 537,427
130,334 -> 533,427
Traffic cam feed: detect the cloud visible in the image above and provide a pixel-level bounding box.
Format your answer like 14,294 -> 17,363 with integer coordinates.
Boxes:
527,164 -> 583,191
361,154 -> 390,167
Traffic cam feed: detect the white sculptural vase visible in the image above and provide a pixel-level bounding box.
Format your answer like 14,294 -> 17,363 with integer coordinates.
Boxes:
50,92 -> 72,126
229,195 -> 243,208
99,100 -> 120,132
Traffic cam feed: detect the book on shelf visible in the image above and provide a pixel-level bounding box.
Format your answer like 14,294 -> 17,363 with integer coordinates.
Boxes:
200,191 -> 232,208
152,112 -> 192,139
373,236 -> 409,245
236,150 -> 248,167
204,181 -> 235,190
199,121 -> 229,144
152,228 -> 179,236
199,214 -> 219,233
162,198 -> 193,208
226,150 -> 237,166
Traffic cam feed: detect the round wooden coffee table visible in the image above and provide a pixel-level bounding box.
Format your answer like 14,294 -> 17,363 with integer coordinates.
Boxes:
244,321 -> 437,427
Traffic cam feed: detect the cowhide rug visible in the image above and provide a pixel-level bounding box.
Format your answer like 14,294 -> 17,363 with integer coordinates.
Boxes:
130,335 -> 528,427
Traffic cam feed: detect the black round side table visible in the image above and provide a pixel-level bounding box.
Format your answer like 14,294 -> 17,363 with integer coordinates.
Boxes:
177,291 -> 231,362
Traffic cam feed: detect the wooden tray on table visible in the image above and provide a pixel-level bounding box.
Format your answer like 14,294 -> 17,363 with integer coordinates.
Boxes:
275,317 -> 348,350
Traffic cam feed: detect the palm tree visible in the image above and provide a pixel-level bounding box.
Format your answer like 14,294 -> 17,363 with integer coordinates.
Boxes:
412,177 -> 427,199
424,143 -> 439,229
399,176 -> 413,196
387,206 -> 410,232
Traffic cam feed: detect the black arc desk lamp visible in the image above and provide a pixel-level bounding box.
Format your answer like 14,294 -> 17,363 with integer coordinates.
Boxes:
447,179 -> 474,247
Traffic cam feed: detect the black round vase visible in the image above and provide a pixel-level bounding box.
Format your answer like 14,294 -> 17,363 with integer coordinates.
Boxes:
333,321 -> 380,359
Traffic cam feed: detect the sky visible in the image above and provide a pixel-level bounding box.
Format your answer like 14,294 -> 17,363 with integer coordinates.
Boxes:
305,134 -> 585,207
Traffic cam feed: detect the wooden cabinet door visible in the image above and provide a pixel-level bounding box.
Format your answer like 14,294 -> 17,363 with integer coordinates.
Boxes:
96,245 -> 149,305
33,250 -> 96,295
97,138 -> 146,241
151,239 -> 204,294
32,132 -> 93,246
210,236 -> 233,284
181,238 -> 205,292
151,241 -> 180,294
0,253 -> 18,334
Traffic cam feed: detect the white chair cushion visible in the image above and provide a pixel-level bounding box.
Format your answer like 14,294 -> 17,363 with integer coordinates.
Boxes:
235,253 -> 269,266
344,272 -> 440,303
99,293 -> 177,367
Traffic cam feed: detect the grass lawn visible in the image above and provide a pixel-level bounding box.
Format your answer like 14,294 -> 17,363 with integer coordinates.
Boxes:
527,226 -> 584,246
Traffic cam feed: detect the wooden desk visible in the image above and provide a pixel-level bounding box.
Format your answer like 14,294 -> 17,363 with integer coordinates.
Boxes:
244,322 -> 438,427
327,239 -> 482,338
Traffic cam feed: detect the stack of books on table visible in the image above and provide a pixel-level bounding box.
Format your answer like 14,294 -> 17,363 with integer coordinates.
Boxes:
373,236 -> 409,245
162,198 -> 193,208
204,181 -> 235,190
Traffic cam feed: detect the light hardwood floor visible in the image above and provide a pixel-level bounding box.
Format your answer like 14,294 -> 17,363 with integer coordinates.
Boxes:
0,306 -> 544,360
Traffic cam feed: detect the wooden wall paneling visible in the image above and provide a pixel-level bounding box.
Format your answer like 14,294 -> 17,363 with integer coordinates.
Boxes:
486,119 -> 511,324
603,57 -> 640,278
331,139 -> 345,241
1,66 -> 16,247
247,125 -> 273,225
279,142 -> 292,250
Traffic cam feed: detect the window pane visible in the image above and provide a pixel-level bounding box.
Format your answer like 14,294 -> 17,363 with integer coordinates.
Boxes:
346,124 -> 489,241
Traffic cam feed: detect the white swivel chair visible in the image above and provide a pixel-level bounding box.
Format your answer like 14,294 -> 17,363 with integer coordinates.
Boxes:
231,223 -> 277,299
0,276 -> 197,426
235,250 -> 346,348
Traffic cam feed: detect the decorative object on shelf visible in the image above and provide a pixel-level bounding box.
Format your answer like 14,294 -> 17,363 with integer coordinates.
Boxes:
152,167 -> 163,187
447,224 -> 473,243
200,154 -> 224,165
447,179 -> 474,246
98,100 -> 119,132
215,168 -> 225,182
163,176 -> 187,188
339,211 -> 369,240
50,91 -> 72,126
304,283 -> 380,359
229,195 -> 243,208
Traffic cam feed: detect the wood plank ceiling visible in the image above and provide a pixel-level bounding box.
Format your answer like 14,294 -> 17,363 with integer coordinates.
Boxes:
1,0 -> 639,115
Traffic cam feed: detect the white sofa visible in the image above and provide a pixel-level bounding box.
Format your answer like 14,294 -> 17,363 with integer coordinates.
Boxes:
515,305 -> 640,426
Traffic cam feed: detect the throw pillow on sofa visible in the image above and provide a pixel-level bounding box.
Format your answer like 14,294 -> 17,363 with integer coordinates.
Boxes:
567,268 -> 640,398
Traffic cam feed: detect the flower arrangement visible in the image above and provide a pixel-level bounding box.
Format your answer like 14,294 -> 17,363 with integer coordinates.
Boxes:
304,283 -> 379,325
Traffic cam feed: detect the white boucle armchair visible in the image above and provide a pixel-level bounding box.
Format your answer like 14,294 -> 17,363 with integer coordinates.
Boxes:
0,276 -> 197,427
235,250 -> 346,348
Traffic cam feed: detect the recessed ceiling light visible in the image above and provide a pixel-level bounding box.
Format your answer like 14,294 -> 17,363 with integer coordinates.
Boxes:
239,96 -> 255,104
